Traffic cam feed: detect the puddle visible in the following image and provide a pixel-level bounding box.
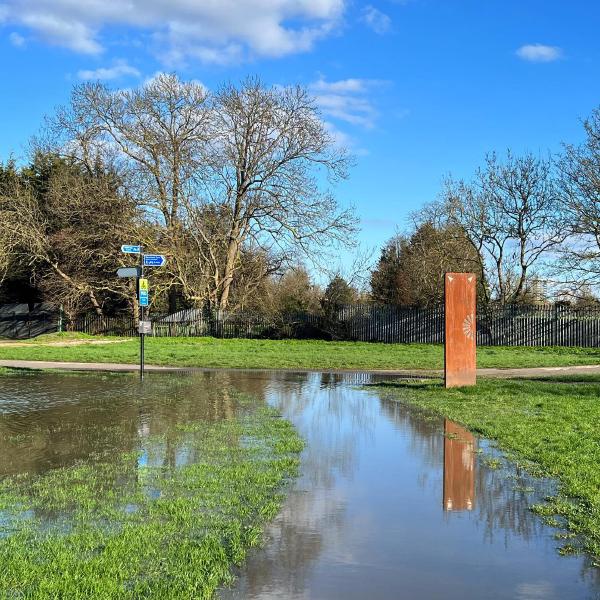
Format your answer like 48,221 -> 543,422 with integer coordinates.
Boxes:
0,370 -> 598,599
219,371 -> 600,600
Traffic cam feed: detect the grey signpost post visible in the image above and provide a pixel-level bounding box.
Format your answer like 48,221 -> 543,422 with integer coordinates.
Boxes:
119,245 -> 166,381
139,245 -> 146,381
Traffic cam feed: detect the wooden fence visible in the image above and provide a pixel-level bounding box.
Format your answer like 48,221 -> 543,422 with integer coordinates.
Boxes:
66,304 -> 600,348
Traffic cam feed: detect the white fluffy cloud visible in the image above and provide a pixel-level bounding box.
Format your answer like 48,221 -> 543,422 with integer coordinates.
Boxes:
310,77 -> 383,129
78,59 -> 140,81
1,0 -> 346,63
361,5 -> 391,35
8,31 -> 25,47
516,43 -> 563,63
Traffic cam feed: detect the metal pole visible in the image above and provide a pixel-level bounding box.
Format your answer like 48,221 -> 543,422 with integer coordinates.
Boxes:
140,244 -> 144,381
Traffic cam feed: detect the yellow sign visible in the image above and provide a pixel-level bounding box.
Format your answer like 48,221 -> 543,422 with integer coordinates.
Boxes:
139,278 -> 149,291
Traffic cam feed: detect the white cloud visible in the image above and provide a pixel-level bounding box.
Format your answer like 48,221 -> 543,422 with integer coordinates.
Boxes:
77,59 -> 140,81
323,120 -> 369,156
0,0 -> 346,63
310,77 -> 388,155
324,120 -> 353,147
8,31 -> 25,47
361,5 -> 391,34
516,43 -> 563,63
310,77 -> 384,129
20,12 -> 102,54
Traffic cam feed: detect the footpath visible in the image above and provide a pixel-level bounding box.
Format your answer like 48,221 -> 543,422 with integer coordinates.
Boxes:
2,359 -> 600,379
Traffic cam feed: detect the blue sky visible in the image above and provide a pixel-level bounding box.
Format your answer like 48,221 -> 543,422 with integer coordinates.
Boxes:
1,0 -> 599,269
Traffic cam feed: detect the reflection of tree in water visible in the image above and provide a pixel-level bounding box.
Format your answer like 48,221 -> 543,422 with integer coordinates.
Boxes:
379,397 -> 444,468
0,371 -> 273,524
375,394 -> 558,550
221,372 -> 377,600
140,371 -> 263,472
263,372 -> 377,489
221,483 -> 347,599
0,371 -> 272,474
0,374 -> 140,477
474,458 -> 547,546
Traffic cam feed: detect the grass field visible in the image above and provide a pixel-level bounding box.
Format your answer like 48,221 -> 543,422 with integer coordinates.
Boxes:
0,389 -> 303,598
1,334 -> 600,370
375,376 -> 600,560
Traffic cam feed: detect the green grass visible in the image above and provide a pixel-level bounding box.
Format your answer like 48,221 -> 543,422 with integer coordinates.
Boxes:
22,331 -> 98,343
0,391 -> 303,599
1,336 -> 600,370
374,376 -> 600,561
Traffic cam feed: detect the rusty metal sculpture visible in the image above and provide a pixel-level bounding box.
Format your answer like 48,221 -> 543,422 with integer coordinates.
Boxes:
444,273 -> 476,388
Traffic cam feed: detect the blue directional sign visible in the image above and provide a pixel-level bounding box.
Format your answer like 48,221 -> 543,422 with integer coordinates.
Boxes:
121,245 -> 141,254
143,254 -> 166,267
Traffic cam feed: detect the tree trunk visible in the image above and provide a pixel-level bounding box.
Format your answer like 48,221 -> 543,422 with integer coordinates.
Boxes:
88,290 -> 103,316
218,212 -> 243,310
219,237 -> 239,310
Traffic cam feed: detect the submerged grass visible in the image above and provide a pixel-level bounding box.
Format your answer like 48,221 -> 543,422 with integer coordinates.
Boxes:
374,376 -> 600,562
2,335 -> 600,370
0,394 -> 303,599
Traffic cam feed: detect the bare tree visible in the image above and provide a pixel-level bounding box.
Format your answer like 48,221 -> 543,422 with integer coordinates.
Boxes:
48,75 -> 356,311
428,151 -> 563,304
170,203 -> 280,310
199,78 -> 356,309
557,106 -> 600,288
0,161 -> 27,291
49,73 -> 211,311
54,73 -> 210,229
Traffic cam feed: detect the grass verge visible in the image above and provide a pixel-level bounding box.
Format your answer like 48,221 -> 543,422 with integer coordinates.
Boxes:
1,336 -> 600,370
374,376 -> 600,561
0,393 -> 303,599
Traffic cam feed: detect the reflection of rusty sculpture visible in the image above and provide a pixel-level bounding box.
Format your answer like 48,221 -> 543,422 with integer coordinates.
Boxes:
443,419 -> 476,512
445,273 -> 476,388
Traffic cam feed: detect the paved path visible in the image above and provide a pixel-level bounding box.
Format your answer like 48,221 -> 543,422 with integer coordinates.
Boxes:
1,359 -> 599,379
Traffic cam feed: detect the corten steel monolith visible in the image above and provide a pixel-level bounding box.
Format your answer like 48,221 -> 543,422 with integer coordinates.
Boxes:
444,273 -> 476,388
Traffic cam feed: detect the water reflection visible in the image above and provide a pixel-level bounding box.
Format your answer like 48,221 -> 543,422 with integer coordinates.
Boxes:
443,419 -> 476,512
1,370 -> 599,599
0,371 -> 277,479
224,373 -> 600,600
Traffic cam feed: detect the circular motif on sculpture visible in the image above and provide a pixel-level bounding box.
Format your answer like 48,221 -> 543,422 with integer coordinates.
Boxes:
463,313 -> 475,340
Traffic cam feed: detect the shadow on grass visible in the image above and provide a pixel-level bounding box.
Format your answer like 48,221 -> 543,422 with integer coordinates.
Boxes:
366,378 -> 445,390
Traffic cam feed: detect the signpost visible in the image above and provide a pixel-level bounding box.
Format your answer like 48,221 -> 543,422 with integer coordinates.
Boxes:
120,244 -> 167,381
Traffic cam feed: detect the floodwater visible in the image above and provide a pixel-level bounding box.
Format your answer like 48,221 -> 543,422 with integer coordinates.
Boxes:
0,370 -> 599,599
